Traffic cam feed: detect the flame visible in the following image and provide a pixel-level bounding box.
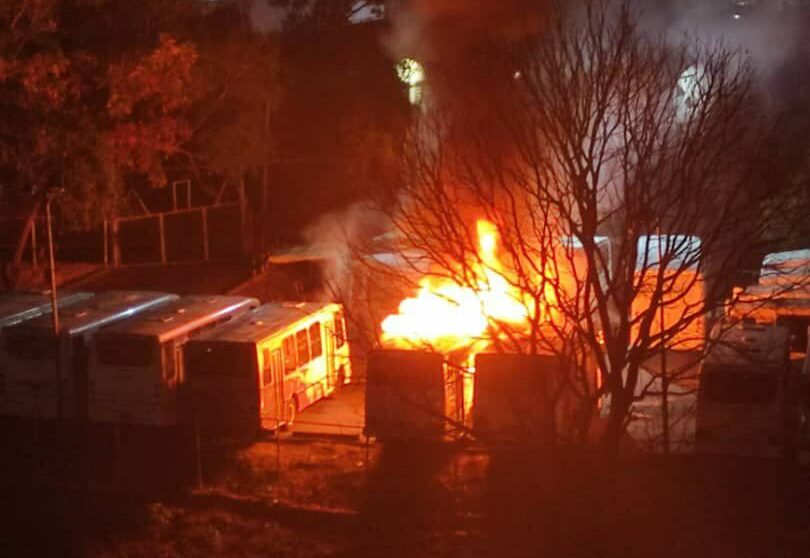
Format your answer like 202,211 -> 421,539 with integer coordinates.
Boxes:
381,219 -> 530,351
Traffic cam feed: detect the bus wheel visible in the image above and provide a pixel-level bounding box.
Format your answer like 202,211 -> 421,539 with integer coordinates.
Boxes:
337,366 -> 346,387
285,398 -> 298,426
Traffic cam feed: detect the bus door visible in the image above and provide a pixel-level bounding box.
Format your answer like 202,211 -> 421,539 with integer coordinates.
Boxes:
260,348 -> 284,427
162,341 -> 178,389
324,319 -> 336,390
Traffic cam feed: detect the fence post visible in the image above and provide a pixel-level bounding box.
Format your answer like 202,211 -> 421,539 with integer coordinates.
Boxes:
201,207 -> 210,262
159,213 -> 167,265
195,409 -> 204,490
103,219 -> 109,266
112,219 -> 121,268
31,217 -> 37,267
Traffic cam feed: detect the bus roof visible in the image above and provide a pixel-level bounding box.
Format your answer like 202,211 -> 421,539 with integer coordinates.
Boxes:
0,291 -> 93,328
99,295 -> 259,343
636,235 -> 702,271
6,291 -> 178,337
190,302 -> 342,344
760,249 -> 810,287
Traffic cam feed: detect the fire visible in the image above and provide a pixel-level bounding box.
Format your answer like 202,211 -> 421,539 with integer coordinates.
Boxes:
381,219 -> 531,351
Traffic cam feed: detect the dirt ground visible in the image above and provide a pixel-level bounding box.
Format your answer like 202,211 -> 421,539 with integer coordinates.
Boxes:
2,430 -> 810,558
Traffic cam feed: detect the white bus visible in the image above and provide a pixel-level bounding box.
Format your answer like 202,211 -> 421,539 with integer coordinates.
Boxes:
696,321 -> 801,458
0,291 -> 92,328
730,249 -> 810,356
184,302 -> 351,432
0,291 -> 178,420
88,295 -> 259,426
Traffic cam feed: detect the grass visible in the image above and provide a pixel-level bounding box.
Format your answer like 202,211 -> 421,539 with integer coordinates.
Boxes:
1,432 -> 810,557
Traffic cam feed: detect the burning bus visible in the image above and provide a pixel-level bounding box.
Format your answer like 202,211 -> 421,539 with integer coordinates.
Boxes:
632,235 -> 706,351
365,219 -> 601,443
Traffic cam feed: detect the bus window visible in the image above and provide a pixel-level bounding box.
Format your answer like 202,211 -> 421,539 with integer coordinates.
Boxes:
296,329 -> 310,365
309,322 -> 323,358
262,348 -> 272,385
283,336 -> 297,372
163,343 -> 176,380
701,367 -> 778,405
335,312 -> 346,348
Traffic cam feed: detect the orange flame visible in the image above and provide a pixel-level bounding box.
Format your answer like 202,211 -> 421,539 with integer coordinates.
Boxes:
381,220 -> 530,351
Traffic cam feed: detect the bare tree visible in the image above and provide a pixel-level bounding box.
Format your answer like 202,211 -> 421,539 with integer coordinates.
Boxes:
362,0 -> 799,452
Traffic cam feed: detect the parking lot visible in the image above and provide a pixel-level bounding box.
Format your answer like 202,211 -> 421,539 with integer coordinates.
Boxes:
291,383 -> 365,439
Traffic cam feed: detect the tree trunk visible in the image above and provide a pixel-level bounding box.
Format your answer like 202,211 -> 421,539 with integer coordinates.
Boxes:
602,391 -> 630,454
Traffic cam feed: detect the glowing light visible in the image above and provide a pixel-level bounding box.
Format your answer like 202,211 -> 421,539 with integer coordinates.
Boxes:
381,220 -> 531,352
396,58 -> 425,87
675,64 -> 707,123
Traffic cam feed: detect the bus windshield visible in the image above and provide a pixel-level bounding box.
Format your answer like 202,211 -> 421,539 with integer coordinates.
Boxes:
700,365 -> 779,405
96,335 -> 156,367
186,343 -> 256,379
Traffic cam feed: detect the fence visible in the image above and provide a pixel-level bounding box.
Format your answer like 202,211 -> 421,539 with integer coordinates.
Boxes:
112,202 -> 245,267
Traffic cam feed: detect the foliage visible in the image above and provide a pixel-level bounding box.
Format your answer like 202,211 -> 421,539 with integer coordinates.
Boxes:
0,0 -> 286,232
106,34 -> 200,186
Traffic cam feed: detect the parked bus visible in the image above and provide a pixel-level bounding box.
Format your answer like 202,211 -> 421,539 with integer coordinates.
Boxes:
184,302 -> 351,432
88,295 -> 259,426
0,291 -> 177,420
0,291 -> 92,328
696,321 -> 801,458
730,249 -> 810,354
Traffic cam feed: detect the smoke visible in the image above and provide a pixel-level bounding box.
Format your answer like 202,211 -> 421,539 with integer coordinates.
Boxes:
662,0 -> 801,85
384,0 -> 546,64
386,0 -> 802,94
248,0 -> 286,33
301,201 -> 390,300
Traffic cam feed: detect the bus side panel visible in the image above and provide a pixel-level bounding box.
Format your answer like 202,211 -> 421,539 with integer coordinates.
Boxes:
1,338 -> 74,420
186,341 -> 261,436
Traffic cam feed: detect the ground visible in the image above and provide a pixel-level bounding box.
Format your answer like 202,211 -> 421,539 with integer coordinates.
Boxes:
290,383 -> 365,439
3,443 -> 810,557
1,384 -> 809,557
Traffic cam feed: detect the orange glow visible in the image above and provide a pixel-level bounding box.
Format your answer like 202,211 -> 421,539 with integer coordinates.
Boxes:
381,219 -> 531,352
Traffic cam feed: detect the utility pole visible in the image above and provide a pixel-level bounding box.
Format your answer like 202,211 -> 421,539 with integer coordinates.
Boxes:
261,96 -> 271,254
46,190 -> 62,418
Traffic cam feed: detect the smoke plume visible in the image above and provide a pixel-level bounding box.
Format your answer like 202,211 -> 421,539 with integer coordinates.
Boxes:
301,201 -> 390,300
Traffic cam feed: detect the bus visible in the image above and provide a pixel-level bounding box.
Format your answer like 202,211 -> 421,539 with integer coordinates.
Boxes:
730,249 -> 810,355
0,291 -> 178,420
184,302 -> 350,433
88,295 -> 259,426
696,321 -> 801,458
0,291 -> 92,328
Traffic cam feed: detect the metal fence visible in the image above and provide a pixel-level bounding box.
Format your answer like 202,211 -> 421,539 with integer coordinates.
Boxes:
112,203 -> 245,267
